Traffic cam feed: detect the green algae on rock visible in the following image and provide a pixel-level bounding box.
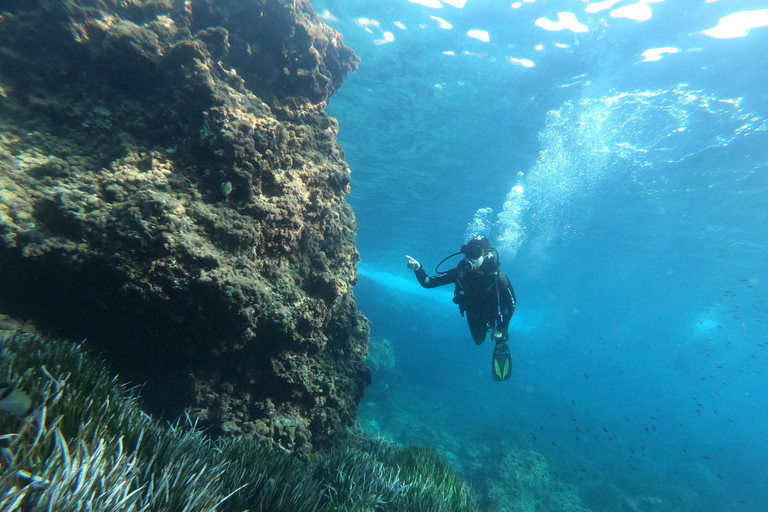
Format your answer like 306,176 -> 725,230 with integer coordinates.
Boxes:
0,0 -> 368,453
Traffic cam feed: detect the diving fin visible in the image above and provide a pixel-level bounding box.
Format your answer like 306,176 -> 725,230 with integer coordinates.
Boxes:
492,343 -> 512,381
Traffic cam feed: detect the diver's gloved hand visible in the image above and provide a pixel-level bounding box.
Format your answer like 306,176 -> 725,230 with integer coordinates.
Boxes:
492,329 -> 509,343
405,255 -> 421,271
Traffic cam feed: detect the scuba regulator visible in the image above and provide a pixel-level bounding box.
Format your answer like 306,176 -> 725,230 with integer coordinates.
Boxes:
435,240 -> 501,277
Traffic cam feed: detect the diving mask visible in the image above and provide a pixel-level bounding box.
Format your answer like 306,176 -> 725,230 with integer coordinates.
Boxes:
460,242 -> 485,260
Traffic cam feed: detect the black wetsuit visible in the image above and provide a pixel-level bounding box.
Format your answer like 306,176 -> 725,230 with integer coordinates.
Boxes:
414,260 -> 516,345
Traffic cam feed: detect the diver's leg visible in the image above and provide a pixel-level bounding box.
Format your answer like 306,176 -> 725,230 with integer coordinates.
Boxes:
467,313 -> 489,345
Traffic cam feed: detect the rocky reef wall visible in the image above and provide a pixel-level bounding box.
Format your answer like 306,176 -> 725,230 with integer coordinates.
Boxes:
0,0 -> 369,453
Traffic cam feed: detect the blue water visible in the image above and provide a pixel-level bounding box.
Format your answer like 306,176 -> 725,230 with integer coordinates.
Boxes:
312,0 -> 768,510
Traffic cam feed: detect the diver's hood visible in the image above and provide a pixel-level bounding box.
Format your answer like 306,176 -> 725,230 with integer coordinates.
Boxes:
0,386 -> 32,417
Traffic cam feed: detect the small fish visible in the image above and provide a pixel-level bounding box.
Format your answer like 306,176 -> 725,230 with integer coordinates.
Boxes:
0,386 -> 32,417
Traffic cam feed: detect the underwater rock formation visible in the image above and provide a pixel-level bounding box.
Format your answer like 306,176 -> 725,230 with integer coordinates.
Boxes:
0,0 -> 368,452
366,336 -> 396,378
486,450 -> 591,512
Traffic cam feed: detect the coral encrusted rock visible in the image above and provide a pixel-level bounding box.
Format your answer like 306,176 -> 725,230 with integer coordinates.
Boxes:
0,0 -> 369,453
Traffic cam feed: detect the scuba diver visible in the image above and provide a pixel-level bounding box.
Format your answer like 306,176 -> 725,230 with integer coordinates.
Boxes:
406,236 -> 517,381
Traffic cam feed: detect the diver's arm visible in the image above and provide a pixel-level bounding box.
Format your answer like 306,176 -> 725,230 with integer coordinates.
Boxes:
406,255 -> 455,288
414,265 -> 456,288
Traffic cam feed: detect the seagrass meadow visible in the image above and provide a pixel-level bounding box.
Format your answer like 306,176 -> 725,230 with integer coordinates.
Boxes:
0,333 -> 480,512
